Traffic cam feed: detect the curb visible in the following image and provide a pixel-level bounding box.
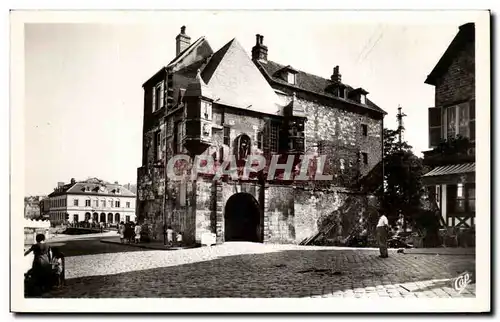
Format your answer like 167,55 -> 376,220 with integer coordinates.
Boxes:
99,239 -> 198,251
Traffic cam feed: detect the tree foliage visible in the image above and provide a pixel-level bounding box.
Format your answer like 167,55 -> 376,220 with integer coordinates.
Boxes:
380,128 -> 425,226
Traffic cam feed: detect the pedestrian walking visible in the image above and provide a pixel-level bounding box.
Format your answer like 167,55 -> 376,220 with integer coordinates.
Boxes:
99,221 -> 104,233
376,213 -> 389,258
126,223 -> 134,244
166,226 -> 174,247
176,231 -> 183,247
24,233 -> 53,293
134,223 -> 142,244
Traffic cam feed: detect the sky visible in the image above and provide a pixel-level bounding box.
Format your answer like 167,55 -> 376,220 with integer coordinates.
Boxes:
23,11 -> 483,196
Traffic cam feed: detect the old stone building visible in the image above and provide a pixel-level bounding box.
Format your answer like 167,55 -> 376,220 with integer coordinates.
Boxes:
137,27 -> 386,245
423,23 -> 476,229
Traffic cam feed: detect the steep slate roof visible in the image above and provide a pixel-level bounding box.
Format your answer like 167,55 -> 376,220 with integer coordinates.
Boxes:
48,178 -> 136,198
425,23 -> 475,85
199,38 -> 283,115
167,36 -> 211,69
255,60 -> 386,114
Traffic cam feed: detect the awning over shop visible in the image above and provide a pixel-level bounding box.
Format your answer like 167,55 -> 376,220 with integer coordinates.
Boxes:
423,162 -> 475,177
422,162 -> 475,186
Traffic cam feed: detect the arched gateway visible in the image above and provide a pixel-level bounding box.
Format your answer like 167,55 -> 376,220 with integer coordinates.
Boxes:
224,193 -> 262,242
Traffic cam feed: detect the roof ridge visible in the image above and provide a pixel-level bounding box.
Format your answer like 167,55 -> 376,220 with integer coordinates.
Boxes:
257,59 -> 385,114
201,38 -> 236,83
167,36 -> 206,67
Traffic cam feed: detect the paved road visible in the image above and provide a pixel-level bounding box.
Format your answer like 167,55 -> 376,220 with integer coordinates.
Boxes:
43,242 -> 475,298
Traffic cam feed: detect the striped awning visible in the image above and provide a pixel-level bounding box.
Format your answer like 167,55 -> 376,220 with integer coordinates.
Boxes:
423,162 -> 475,177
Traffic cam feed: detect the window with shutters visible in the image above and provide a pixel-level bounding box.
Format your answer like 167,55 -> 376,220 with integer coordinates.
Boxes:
428,107 -> 442,148
201,100 -> 212,121
152,81 -> 164,113
85,200 -> 91,207
442,101 -> 472,140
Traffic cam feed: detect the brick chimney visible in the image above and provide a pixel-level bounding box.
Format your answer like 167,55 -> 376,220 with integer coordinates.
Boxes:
251,34 -> 268,62
57,182 -> 64,188
176,26 -> 191,56
331,66 -> 341,84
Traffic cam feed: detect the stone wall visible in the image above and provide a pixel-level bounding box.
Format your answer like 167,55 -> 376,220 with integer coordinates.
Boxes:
435,41 -> 475,107
264,185 -> 295,243
195,180 -> 214,243
298,97 -> 382,178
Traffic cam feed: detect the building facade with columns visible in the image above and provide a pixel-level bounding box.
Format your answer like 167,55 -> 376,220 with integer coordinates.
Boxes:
137,27 -> 386,245
47,178 -> 136,226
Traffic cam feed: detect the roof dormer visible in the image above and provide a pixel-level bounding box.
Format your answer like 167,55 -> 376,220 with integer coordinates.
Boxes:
348,88 -> 369,105
276,65 -> 299,85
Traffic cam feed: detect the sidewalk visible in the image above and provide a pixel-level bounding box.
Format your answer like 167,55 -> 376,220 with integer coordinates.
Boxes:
100,236 -> 198,251
404,247 -> 475,256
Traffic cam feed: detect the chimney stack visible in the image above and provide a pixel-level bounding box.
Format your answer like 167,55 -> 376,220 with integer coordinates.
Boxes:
251,34 -> 268,62
70,178 -> 76,185
176,26 -> 191,56
57,182 -> 64,188
331,66 -> 341,84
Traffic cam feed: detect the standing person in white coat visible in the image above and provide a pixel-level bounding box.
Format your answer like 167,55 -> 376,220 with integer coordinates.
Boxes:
376,213 -> 389,258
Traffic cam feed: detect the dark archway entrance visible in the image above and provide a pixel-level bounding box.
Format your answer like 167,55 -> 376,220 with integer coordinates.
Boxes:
224,193 -> 261,242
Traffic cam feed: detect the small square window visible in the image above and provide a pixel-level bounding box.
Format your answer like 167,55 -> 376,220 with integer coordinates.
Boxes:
361,152 -> 368,165
361,124 -> 368,136
202,101 -> 212,121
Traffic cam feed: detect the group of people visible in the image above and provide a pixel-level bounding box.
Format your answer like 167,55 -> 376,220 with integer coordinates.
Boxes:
24,233 -> 64,296
118,221 -> 142,244
117,222 -> 184,247
164,225 -> 183,247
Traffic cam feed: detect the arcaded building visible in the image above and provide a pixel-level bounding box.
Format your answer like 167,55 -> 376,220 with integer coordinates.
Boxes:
137,27 -> 386,245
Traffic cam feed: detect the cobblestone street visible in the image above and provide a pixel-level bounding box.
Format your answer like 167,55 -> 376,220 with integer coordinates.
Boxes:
43,242 -> 476,298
